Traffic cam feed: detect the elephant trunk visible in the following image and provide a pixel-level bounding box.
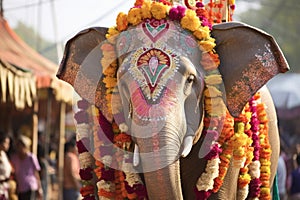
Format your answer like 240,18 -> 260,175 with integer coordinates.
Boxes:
143,160 -> 183,200
135,131 -> 184,200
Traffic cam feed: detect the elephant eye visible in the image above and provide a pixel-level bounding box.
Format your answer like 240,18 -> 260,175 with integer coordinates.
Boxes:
187,74 -> 195,84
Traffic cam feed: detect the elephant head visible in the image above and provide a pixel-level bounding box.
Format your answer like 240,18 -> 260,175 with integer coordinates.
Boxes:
57,6 -> 289,200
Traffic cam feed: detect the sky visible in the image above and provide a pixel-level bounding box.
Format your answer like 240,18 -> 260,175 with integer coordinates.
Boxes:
3,0 -> 136,43
2,0 -> 256,45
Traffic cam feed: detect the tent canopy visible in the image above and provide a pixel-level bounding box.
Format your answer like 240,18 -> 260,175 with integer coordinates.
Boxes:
0,16 -> 73,107
0,60 -> 36,109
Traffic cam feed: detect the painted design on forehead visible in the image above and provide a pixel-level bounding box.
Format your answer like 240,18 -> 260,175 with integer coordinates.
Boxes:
128,46 -> 179,103
138,48 -> 170,88
142,18 -> 170,43
140,19 -> 198,57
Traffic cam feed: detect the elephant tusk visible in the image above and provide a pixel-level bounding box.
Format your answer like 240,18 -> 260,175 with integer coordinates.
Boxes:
181,135 -> 193,157
133,144 -> 140,167
119,123 -> 129,132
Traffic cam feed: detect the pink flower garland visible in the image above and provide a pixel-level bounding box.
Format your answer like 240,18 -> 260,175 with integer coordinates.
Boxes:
93,107 -> 117,199
169,6 -> 186,21
90,104 -> 148,199
74,99 -> 97,200
248,95 -> 262,198
195,2 -> 212,29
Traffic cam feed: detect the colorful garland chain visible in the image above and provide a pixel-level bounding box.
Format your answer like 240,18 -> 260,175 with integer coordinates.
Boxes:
74,99 -> 97,200
198,92 -> 271,200
257,95 -> 272,200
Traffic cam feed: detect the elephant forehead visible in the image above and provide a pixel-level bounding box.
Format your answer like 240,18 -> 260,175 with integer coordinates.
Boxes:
119,46 -> 180,103
116,19 -> 203,110
116,18 -> 200,60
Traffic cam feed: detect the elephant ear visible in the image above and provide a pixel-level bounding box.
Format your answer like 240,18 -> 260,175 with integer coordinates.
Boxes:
57,27 -> 113,121
211,22 -> 289,117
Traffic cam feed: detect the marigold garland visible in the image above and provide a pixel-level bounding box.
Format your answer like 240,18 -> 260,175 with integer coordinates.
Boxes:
205,0 -> 235,23
257,95 -> 272,200
207,93 -> 271,200
236,103 -> 253,199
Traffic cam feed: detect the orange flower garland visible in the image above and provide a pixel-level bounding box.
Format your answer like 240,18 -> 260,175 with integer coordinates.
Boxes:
210,94 -> 271,200
206,0 -> 225,24
236,104 -> 253,199
257,96 -> 272,200
205,0 -> 235,23
211,111 -> 234,192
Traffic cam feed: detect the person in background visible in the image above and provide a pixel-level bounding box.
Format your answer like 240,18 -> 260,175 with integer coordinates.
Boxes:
37,145 -> 50,200
288,153 -> 300,200
63,139 -> 81,200
0,132 -> 12,200
10,135 -> 43,200
277,150 -> 287,200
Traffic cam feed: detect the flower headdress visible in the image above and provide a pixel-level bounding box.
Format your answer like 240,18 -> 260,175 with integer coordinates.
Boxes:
74,0 -> 272,200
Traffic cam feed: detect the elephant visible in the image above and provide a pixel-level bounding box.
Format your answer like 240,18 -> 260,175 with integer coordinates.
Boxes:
57,9 -> 289,200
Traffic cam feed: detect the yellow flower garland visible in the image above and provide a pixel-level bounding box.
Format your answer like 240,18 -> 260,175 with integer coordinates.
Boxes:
257,99 -> 272,199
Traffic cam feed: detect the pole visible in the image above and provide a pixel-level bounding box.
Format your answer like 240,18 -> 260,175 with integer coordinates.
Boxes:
222,0 -> 229,22
36,0 -> 42,51
0,0 -> 3,17
32,97 -> 39,155
50,0 -> 63,63
57,101 -> 66,200
44,88 -> 52,158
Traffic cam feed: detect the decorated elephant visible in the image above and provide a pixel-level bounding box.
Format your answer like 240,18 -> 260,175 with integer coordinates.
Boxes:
57,0 -> 289,199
